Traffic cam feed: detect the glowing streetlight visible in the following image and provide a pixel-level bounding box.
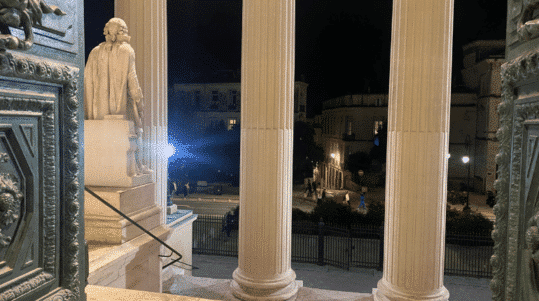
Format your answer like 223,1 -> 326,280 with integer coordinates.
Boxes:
461,156 -> 469,164
446,153 -> 451,159
164,144 -> 176,158
330,153 -> 336,159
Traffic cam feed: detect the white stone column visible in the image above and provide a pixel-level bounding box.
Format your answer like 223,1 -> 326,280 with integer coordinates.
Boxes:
231,1 -> 298,300
374,0 -> 453,300
115,0 -> 168,224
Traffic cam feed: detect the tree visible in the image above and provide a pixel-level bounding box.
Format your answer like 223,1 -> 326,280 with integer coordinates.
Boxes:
345,151 -> 372,183
293,121 -> 325,183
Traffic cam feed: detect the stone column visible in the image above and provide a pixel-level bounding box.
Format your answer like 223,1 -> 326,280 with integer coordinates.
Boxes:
115,0 -> 168,223
374,0 -> 453,300
231,1 -> 298,300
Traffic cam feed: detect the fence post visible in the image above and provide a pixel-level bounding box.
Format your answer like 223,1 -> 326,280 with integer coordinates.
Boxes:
318,218 -> 324,266
347,228 -> 351,271
378,225 -> 384,271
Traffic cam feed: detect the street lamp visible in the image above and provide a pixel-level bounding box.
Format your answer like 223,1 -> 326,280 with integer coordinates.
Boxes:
462,155 -> 470,210
358,170 -> 364,191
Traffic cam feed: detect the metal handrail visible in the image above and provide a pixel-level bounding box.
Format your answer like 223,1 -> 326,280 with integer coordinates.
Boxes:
84,186 -> 197,270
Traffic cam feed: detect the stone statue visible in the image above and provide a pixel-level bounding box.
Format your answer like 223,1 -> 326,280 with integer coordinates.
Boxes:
84,17 -> 150,175
0,0 -> 66,50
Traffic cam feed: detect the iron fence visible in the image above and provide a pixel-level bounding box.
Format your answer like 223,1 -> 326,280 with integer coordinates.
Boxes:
192,215 -> 493,278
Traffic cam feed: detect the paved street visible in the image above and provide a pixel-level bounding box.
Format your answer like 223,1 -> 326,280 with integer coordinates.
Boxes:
172,196 -> 239,216
172,190 -> 318,216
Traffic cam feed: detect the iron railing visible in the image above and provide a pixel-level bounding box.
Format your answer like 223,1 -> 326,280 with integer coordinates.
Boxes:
192,214 -> 493,278
85,186 -> 197,270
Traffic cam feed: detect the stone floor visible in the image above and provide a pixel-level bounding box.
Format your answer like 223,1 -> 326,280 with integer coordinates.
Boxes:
164,276 -> 373,300
163,254 -> 492,301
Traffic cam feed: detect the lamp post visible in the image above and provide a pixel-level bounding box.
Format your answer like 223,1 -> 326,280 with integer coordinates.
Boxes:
358,169 -> 364,192
462,155 -> 470,210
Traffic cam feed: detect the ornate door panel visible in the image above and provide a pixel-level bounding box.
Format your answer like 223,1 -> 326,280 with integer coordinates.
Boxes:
0,0 -> 85,300
493,54 -> 539,301
0,53 -> 84,300
0,84 -> 58,300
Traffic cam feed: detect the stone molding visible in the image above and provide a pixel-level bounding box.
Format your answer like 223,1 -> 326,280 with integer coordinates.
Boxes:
0,51 -> 82,300
491,49 -> 539,300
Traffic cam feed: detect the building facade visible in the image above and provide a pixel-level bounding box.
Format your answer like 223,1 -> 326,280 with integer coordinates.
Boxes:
173,80 -> 308,134
315,40 -> 504,193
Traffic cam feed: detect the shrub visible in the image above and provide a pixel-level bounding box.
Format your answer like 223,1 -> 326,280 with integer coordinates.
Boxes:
226,197 -> 492,237
445,205 -> 493,236
447,190 -> 467,205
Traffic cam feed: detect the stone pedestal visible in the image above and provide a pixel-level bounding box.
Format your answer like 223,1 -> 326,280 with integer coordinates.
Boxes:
84,118 -> 152,187
231,1 -> 298,300
85,183 -> 161,244
88,225 -> 171,293
374,0 -> 453,300
167,204 -> 178,215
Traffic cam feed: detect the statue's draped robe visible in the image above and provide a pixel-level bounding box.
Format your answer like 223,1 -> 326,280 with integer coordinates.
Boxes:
84,41 -> 143,125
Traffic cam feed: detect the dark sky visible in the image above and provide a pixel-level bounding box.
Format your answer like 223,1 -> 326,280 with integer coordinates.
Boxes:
85,1 -> 507,117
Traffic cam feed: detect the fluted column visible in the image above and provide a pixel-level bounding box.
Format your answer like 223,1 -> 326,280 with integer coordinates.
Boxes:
115,0 -> 168,223
375,0 -> 453,300
230,1 -> 297,300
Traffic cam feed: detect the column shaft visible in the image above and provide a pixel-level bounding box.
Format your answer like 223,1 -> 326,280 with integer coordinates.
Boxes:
375,0 -> 453,300
115,0 -> 168,224
231,1 -> 297,300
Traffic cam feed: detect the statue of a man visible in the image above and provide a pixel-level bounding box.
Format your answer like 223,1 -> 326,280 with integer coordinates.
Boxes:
84,17 -> 149,175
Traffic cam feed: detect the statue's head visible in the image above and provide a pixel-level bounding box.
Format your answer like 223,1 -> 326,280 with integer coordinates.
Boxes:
104,18 -> 130,43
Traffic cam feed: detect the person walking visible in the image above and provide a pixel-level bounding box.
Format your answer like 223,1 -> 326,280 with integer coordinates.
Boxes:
359,193 -> 366,210
184,182 -> 190,197
345,192 -> 350,206
312,181 -> 318,198
306,180 -> 313,197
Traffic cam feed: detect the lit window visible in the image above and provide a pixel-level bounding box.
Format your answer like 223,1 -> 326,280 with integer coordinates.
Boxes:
374,120 -> 384,135
346,116 -> 353,136
228,118 -> 237,130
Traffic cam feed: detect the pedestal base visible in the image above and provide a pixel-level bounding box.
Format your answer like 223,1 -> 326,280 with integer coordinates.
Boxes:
85,119 -> 153,187
231,268 -> 299,300
85,183 -> 161,244
374,278 -> 449,301
88,225 -> 171,293
167,204 -> 178,215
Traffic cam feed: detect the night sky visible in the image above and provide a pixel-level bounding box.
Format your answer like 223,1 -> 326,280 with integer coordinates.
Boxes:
85,1 -> 507,117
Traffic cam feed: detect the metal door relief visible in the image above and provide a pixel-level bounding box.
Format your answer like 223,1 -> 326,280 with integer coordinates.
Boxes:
521,121 -> 539,301
0,51 -> 82,300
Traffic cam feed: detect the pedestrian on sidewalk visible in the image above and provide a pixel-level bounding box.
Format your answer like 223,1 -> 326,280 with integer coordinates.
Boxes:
358,193 -> 366,210
312,181 -> 318,198
184,182 -> 190,197
345,192 -> 350,206
306,180 -> 313,197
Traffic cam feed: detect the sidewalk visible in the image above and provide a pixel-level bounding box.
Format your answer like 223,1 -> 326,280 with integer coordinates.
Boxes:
165,254 -> 492,300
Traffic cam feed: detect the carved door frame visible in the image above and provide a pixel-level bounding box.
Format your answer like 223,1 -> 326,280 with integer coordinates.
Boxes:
0,51 -> 84,300
492,50 -> 539,300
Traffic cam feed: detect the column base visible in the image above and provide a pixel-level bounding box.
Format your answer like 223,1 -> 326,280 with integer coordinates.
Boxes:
374,278 -> 449,301
230,268 -> 298,300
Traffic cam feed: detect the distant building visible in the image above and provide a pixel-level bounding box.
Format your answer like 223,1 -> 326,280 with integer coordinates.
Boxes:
315,40 -> 504,194
172,73 -> 308,134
